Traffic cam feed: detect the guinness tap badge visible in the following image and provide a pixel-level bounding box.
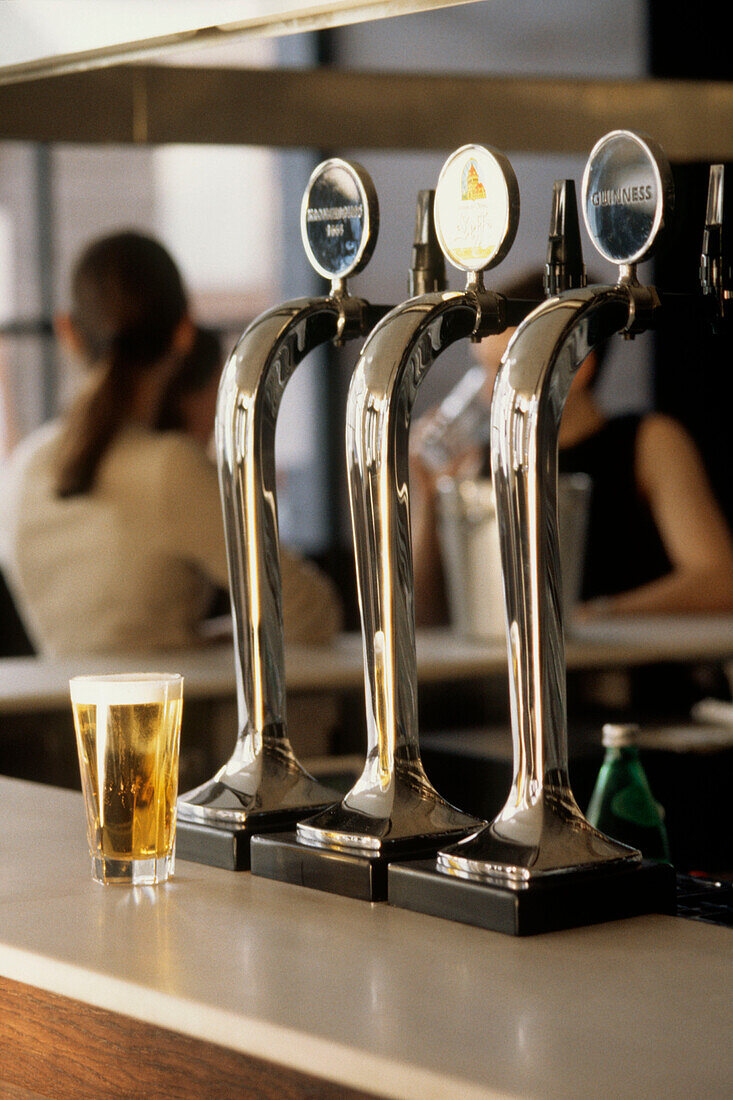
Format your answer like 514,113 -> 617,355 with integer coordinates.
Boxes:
300,158 -> 379,282
582,130 -> 673,266
434,145 -> 519,273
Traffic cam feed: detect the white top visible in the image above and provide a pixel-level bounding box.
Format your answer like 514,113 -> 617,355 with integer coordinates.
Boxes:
0,776 -> 731,1100
0,421 -> 340,656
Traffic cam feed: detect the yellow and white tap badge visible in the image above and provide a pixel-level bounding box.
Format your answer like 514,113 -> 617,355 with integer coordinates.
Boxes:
435,146 -> 511,272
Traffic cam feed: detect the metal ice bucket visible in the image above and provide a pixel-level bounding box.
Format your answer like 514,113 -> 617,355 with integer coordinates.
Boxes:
437,473 -> 591,640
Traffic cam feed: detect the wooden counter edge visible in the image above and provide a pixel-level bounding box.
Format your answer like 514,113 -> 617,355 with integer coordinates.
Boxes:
0,973 -> 377,1100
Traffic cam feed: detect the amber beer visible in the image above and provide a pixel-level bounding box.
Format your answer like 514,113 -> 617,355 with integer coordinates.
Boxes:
70,673 -> 183,885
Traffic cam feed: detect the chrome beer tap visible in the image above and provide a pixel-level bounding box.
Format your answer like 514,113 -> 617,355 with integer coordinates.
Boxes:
295,145 -> 527,858
408,188 -> 445,297
176,160 -> 388,860
701,163 -> 732,334
436,130 -> 675,887
544,177 -> 586,296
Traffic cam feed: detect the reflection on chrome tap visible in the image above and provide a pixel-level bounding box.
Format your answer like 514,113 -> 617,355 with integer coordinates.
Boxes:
438,131 -> 672,886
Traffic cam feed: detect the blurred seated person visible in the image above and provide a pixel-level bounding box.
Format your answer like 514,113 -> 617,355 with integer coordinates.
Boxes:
413,271 -> 733,627
0,231 -> 342,657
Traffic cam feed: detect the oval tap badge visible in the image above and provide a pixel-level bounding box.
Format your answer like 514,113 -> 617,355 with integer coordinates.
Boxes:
300,158 -> 379,281
581,130 -> 673,266
434,145 -> 519,273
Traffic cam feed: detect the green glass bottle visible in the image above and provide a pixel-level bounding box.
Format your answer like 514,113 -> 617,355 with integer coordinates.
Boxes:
586,724 -> 672,863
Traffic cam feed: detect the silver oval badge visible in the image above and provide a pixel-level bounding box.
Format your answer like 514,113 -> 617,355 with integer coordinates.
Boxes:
300,158 -> 379,281
434,145 -> 519,273
581,130 -> 673,265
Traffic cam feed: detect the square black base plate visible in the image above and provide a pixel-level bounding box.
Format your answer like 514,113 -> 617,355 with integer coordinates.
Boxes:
388,859 -> 677,936
176,818 -> 287,871
250,831 -> 449,901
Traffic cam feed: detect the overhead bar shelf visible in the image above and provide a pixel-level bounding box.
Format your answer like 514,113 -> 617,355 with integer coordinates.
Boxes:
0,2 -> 731,159
1,65 -> 732,160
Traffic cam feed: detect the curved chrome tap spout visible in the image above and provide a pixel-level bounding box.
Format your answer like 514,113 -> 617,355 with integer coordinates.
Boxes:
178,298 -> 343,826
298,292 -> 486,853
439,285 -> 648,885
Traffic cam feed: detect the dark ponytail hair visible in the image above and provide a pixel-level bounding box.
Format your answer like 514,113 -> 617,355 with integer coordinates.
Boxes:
156,327 -> 223,433
56,232 -> 188,498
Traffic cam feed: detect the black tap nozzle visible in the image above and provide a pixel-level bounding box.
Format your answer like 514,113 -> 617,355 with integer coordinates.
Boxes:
544,179 -> 586,297
700,164 -> 731,334
409,189 -> 446,297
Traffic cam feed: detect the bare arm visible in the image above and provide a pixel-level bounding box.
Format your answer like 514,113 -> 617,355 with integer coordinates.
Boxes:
599,414 -> 733,615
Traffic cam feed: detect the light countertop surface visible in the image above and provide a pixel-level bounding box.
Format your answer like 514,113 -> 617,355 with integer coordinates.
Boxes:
0,776 -> 731,1099
3,616 -> 733,715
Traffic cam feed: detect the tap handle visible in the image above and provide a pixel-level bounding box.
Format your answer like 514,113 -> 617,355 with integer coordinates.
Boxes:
434,144 -> 519,281
409,189 -> 446,296
544,179 -> 586,296
300,157 -> 379,294
700,164 -> 731,332
582,129 -> 674,278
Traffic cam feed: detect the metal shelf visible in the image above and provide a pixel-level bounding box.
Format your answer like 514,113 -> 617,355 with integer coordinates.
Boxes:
0,2 -> 730,158
1,64 -> 732,159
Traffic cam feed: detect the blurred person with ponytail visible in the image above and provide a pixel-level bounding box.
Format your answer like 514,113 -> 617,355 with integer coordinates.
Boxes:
0,231 -> 341,657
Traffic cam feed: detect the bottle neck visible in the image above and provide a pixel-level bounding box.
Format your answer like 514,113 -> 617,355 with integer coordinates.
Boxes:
604,745 -> 640,763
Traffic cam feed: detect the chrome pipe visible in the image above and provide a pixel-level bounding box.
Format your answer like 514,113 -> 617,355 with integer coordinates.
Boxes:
178,298 -> 343,825
438,286 -> 647,884
297,292 -> 485,851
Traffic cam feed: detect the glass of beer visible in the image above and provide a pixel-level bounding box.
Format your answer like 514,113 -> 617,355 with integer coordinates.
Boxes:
70,673 -> 183,886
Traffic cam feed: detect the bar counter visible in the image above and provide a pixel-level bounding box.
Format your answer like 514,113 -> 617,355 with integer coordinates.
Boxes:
0,777 -> 731,1098
3,616 -> 733,715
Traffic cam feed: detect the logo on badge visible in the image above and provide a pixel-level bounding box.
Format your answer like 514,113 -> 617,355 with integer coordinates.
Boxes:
461,160 -> 487,202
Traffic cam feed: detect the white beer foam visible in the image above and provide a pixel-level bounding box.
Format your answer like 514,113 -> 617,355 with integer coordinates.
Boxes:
70,673 -> 183,707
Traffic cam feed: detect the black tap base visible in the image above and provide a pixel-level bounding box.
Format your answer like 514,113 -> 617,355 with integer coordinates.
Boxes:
175,809 -> 332,872
250,831 -> 468,901
176,819 -> 262,871
388,858 -> 676,936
